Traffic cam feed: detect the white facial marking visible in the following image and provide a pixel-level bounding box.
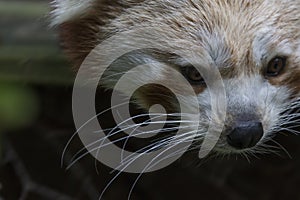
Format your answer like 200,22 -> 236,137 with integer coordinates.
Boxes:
253,26 -> 293,65
197,75 -> 290,151
51,0 -> 95,26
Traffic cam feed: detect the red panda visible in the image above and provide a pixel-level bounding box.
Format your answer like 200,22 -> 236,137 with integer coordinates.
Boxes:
52,0 -> 300,158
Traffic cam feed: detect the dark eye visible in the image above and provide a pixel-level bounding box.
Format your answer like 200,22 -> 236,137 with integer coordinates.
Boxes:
265,57 -> 287,77
182,66 -> 205,85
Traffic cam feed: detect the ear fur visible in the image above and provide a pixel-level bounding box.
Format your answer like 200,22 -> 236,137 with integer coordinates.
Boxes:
50,0 -> 96,26
51,0 -> 138,68
51,0 -> 130,68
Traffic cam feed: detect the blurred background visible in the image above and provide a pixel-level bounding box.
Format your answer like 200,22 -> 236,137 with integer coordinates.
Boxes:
1,0 -> 300,199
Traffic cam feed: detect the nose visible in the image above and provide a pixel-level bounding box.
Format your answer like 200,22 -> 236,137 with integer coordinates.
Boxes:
227,121 -> 264,149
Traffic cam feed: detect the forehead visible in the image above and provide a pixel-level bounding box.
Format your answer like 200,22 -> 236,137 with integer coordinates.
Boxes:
161,0 -> 299,66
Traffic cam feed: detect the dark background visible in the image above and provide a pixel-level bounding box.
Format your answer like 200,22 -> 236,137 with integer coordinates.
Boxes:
0,0 -> 300,199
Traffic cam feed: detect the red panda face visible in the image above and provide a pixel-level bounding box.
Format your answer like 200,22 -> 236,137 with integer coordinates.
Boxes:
53,0 -> 300,155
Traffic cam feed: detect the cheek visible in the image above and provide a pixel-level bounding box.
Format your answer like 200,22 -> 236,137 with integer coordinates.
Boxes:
134,68 -> 206,111
134,84 -> 180,112
134,84 -> 205,113
193,86 -> 206,94
268,66 -> 300,98
287,59 -> 300,97
254,83 -> 291,133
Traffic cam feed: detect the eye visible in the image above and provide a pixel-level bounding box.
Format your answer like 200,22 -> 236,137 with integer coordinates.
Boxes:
182,66 -> 205,85
265,57 -> 287,77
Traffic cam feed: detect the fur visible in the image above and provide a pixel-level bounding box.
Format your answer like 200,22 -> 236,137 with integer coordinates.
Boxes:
52,0 -> 300,154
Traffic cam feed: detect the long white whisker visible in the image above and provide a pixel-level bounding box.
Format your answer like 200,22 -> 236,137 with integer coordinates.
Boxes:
127,136 -> 210,200
61,101 -> 129,167
118,130 -> 200,167
66,125 -> 196,170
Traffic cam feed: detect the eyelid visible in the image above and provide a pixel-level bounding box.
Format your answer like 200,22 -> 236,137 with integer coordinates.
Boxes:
266,55 -> 287,63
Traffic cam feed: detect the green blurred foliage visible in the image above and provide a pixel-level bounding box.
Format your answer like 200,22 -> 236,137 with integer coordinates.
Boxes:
0,82 -> 39,130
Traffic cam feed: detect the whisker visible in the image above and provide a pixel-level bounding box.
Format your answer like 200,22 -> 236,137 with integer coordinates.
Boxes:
66,126 -> 195,170
269,138 -> 292,159
118,130 -> 200,167
68,125 -> 180,167
61,101 -> 129,167
67,112 -> 196,169
126,135 -> 202,200
97,131 -> 198,200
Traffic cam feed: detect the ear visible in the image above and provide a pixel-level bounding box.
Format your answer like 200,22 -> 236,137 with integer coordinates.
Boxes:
51,0 -> 137,68
51,0 -> 96,26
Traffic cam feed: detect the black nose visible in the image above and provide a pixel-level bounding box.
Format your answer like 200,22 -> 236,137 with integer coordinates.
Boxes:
227,121 -> 264,149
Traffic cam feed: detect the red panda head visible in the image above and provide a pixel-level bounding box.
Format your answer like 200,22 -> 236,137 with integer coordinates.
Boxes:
52,0 -> 300,155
